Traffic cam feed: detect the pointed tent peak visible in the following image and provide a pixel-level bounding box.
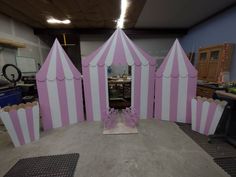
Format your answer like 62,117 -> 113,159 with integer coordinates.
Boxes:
36,38 -> 81,81
156,38 -> 197,78
82,28 -> 156,67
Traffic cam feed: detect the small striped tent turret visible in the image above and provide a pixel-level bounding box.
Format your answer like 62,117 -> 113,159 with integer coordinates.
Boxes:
155,39 -> 197,123
36,39 -> 84,130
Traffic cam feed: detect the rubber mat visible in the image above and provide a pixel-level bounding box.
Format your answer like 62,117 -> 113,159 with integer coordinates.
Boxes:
214,157 -> 236,177
177,123 -> 236,158
4,153 -> 79,177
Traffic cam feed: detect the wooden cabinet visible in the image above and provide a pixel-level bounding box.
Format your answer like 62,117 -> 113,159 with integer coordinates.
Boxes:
197,86 -> 216,98
197,44 -> 234,82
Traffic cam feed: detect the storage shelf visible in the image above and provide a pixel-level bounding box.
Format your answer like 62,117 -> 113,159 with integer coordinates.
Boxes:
0,38 -> 26,48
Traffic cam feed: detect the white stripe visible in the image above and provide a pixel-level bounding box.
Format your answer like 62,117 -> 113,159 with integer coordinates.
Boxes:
208,105 -> 224,135
176,40 -> 188,76
177,78 -> 188,122
124,34 -> 150,118
199,101 -> 210,134
46,42 -> 57,80
120,31 -> 134,65
124,35 -> 148,65
131,66 -> 135,108
47,80 -> 62,128
163,43 -> 175,76
105,66 -> 109,109
17,109 -> 31,144
176,44 -> 188,123
140,65 -> 149,118
105,31 -> 118,66
65,80 -> 78,124
58,43 -> 73,78
32,105 -> 40,140
160,48 -> 175,121
0,112 -> 20,147
58,47 -> 78,124
191,99 -> 197,131
90,32 -> 116,66
90,66 -> 101,121
161,77 -> 171,121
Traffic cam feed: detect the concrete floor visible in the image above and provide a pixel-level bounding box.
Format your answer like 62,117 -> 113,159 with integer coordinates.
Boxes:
0,120 -> 229,177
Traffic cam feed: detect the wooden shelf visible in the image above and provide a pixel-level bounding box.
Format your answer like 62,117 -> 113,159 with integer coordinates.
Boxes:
0,38 -> 26,48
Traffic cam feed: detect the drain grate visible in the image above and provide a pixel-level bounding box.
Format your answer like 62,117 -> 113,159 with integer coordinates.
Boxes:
4,153 -> 79,177
214,157 -> 236,177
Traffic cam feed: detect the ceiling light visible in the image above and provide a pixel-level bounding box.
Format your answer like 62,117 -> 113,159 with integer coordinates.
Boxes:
47,18 -> 71,24
117,0 -> 128,28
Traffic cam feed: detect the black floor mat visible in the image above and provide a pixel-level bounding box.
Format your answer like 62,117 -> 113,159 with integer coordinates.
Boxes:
4,153 -> 79,177
177,123 -> 236,177
214,157 -> 236,177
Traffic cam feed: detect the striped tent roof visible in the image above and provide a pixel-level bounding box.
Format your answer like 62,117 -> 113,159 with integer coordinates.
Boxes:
156,39 -> 197,78
36,39 -> 81,81
82,28 -> 156,67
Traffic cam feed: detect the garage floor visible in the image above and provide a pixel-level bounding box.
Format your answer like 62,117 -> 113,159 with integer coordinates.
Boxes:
0,120 -> 229,177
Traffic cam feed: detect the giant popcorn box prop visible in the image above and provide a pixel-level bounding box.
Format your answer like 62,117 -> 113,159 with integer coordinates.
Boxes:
0,102 -> 39,147
155,39 -> 197,123
36,39 -> 84,130
82,28 -> 156,121
191,97 -> 227,135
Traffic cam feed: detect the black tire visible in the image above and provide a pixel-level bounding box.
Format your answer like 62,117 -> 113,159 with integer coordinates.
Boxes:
2,64 -> 22,83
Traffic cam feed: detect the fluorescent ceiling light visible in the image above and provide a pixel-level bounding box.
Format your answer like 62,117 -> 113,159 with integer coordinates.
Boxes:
47,18 -> 71,24
117,0 -> 128,28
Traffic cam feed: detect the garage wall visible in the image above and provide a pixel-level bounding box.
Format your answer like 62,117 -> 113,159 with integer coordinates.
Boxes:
0,13 -> 49,72
180,6 -> 236,81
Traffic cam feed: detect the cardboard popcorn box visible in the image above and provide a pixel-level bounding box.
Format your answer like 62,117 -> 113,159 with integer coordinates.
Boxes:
0,102 -> 40,147
191,97 -> 227,135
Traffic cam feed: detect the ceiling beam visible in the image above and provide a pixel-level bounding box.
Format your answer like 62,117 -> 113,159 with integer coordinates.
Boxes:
34,28 -> 188,37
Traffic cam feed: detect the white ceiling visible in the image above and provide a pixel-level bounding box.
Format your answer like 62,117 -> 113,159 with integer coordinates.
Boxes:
135,0 -> 236,28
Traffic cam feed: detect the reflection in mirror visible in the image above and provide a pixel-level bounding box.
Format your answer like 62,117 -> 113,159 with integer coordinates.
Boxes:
107,65 -> 131,110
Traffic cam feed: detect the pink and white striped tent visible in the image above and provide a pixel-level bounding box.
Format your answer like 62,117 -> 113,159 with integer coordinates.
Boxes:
36,39 -> 84,130
82,29 -> 156,121
155,39 -> 197,123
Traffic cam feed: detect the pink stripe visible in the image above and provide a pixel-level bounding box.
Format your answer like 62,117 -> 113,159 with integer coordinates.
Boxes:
186,78 -> 197,123
147,65 -> 155,118
36,41 -> 55,80
134,65 -> 141,117
57,80 -> 70,126
36,81 -> 53,130
98,37 -> 115,65
25,108 -> 35,141
83,32 -> 116,66
82,67 -> 94,121
169,78 -> 179,122
196,100 -> 203,132
155,78 -> 162,120
112,30 -> 127,65
123,31 -> 142,65
74,79 -> 85,122
204,103 -> 217,135
9,110 -> 25,145
123,36 -> 142,117
56,47 -> 70,126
